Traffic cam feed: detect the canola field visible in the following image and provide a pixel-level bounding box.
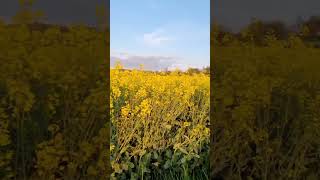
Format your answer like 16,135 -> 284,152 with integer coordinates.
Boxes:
110,66 -> 210,179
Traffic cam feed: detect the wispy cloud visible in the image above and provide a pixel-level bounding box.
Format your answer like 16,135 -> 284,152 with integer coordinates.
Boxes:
167,64 -> 191,71
142,29 -> 173,46
111,51 -> 178,71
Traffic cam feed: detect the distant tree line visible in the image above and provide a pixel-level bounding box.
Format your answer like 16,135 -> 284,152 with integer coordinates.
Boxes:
213,16 -> 320,47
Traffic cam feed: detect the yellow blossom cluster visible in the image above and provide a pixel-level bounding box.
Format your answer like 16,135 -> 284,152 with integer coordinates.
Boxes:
110,66 -> 210,178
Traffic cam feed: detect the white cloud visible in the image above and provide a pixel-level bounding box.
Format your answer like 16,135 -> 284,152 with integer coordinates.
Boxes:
110,51 -> 205,71
168,64 -> 191,72
142,29 -> 172,46
110,51 -> 177,71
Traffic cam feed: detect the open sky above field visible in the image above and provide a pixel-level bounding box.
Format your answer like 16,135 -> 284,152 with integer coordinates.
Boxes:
111,0 -> 210,71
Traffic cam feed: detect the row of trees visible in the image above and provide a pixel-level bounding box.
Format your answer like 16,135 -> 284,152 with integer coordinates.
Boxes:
112,61 -> 210,75
213,16 -> 320,46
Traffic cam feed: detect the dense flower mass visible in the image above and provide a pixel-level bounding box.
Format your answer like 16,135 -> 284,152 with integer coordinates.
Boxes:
110,67 -> 210,179
0,21 -> 110,179
211,25 -> 320,179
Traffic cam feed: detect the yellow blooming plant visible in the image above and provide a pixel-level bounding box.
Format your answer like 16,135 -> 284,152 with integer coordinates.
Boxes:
110,65 -> 210,179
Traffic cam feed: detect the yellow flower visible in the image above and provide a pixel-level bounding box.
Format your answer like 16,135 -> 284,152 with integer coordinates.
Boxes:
110,144 -> 115,152
183,122 -> 191,127
110,68 -> 210,174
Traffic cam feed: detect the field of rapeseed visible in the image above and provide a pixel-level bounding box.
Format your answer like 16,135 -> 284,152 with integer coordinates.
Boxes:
211,23 -> 320,179
110,65 -> 210,179
0,20 -> 111,179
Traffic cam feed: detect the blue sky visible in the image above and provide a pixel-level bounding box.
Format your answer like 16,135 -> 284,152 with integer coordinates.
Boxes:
111,0 -> 210,70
